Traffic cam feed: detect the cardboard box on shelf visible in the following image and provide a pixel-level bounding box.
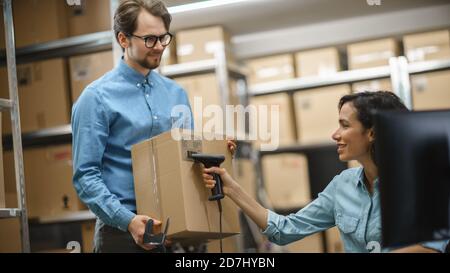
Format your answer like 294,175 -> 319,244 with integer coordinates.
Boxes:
0,0 -> 68,48
248,93 -> 296,150
347,38 -> 399,70
81,221 -> 95,253
285,233 -> 324,253
160,42 -> 178,67
0,58 -> 71,134
66,0 -> 111,37
69,51 -> 114,103
3,145 -> 86,219
174,74 -> 241,136
0,192 -> 22,253
325,227 -> 344,253
352,78 -> 392,93
245,54 -> 295,86
294,84 -> 351,144
262,153 -> 311,210
234,159 -> 257,200
132,129 -> 240,242
411,70 -> 450,111
403,29 -> 450,63
295,47 -> 341,78
176,26 -> 234,64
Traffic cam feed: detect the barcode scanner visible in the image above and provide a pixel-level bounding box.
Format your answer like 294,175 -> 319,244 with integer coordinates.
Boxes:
191,153 -> 225,201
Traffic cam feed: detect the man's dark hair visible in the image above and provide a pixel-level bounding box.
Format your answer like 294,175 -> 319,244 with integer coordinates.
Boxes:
113,0 -> 172,44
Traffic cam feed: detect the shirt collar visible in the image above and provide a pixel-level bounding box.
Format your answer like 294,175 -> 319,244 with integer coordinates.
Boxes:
355,167 -> 380,188
117,57 -> 153,85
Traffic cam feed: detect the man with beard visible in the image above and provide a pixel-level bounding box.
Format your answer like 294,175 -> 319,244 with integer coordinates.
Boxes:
71,0 -> 236,252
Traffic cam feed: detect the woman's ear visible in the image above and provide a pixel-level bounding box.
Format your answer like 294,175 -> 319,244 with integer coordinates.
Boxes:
368,127 -> 375,143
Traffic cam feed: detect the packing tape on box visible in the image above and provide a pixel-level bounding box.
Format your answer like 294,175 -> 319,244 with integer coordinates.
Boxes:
150,140 -> 162,220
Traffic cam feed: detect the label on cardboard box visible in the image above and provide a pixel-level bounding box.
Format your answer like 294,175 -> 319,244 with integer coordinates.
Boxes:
351,50 -> 394,65
406,46 -> 440,62
205,40 -> 225,54
178,44 -> 194,56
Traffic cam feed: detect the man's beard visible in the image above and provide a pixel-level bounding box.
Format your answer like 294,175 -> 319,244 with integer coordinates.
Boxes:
136,54 -> 161,70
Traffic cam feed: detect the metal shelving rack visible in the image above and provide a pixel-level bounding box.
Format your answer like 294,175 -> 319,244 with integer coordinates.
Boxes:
0,0 -> 30,253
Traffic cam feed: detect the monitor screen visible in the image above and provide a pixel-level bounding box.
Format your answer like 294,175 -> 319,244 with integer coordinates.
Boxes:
374,110 -> 450,248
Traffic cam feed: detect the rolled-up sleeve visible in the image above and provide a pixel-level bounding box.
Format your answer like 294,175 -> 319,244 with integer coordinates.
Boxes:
72,88 -> 135,232
262,177 -> 337,245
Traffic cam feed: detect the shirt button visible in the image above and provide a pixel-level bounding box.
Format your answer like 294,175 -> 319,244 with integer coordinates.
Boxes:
146,94 -> 149,98
137,83 -> 141,87
153,116 -> 158,120
150,82 -> 154,87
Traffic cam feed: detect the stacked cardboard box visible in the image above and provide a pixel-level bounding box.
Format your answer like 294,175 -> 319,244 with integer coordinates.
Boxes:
132,129 -> 240,242
3,145 -> 86,219
0,112 -> 4,208
248,93 -> 296,150
262,153 -> 311,210
352,78 -> 392,93
347,38 -> 399,70
0,192 -> 21,253
325,227 -> 344,253
0,58 -> 71,134
0,0 -> 68,48
403,29 -> 450,63
176,26 -> 234,64
411,70 -> 450,110
294,85 -> 351,144
295,47 -> 341,77
66,0 -> 111,37
245,54 -> 295,87
81,221 -> 95,253
69,51 -> 114,103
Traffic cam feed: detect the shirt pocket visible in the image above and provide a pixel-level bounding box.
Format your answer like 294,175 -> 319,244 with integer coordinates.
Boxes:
336,213 -> 360,234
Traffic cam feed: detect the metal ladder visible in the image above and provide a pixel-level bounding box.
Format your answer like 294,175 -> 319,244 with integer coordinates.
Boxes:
0,0 -> 30,253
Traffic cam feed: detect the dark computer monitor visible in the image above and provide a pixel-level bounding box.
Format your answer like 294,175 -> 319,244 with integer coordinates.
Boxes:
374,110 -> 450,248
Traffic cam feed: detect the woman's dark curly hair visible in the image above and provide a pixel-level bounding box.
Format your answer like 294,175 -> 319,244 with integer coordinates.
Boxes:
338,91 -> 408,164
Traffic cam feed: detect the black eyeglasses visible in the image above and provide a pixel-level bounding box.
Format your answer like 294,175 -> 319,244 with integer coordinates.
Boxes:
128,32 -> 173,48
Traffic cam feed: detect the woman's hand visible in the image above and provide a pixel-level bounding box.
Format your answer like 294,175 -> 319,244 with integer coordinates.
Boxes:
202,166 -> 238,196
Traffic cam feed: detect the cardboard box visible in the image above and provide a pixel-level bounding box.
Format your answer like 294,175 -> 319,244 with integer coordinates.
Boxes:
294,85 -> 351,144
3,145 -> 86,219
352,78 -> 392,93
403,30 -> 450,63
245,54 -> 295,86
0,0 -> 68,48
0,58 -> 71,134
174,73 -> 241,136
325,227 -> 344,253
411,70 -> 450,110
295,47 -> 341,78
160,42 -> 178,67
132,129 -> 240,241
0,112 -> 4,208
81,221 -> 95,253
285,233 -> 323,253
207,235 -> 241,253
176,26 -> 233,64
347,38 -> 399,70
234,159 -> 257,200
69,51 -> 114,103
248,93 -> 296,150
0,192 -> 21,253
66,0 -> 111,37
262,153 -> 310,209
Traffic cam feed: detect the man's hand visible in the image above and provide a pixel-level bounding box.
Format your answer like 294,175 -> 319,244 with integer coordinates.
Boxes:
227,139 -> 237,155
128,215 -> 161,251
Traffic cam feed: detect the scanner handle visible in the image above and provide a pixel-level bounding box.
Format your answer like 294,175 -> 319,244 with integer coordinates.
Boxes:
209,173 -> 224,201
